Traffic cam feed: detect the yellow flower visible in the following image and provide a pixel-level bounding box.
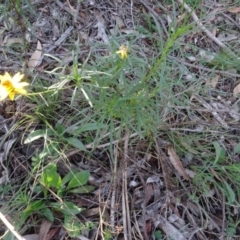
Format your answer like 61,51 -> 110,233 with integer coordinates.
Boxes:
0,72 -> 29,101
116,45 -> 128,59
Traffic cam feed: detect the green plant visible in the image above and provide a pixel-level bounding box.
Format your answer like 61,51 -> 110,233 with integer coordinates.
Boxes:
24,122 -> 86,152
19,164 -> 95,237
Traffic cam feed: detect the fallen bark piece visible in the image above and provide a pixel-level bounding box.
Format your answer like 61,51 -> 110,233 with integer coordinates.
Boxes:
167,146 -> 189,180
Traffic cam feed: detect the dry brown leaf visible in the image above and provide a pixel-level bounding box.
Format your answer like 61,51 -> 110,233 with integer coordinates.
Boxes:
185,169 -> 196,178
167,146 -> 189,180
45,228 -> 59,240
206,75 -> 220,88
145,183 -> 153,205
0,138 -> 17,162
28,41 -> 42,68
233,83 -> 240,97
95,11 -> 109,43
210,168 -> 222,182
66,0 -> 76,13
3,37 -> 24,46
227,7 -> 240,13
157,216 -> 186,240
38,219 -> 52,240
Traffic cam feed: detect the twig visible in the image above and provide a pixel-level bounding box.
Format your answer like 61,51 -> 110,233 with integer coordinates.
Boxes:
205,5 -> 240,32
85,132 -> 139,149
193,95 -> 229,129
136,169 -> 148,240
131,196 -> 144,240
55,0 -> 85,24
122,130 -> 132,240
0,66 -> 21,71
169,56 -> 240,78
0,212 -> 25,240
74,0 -> 81,23
110,146 -> 118,232
176,0 -> 237,57
139,0 -> 169,36
38,26 -> 73,66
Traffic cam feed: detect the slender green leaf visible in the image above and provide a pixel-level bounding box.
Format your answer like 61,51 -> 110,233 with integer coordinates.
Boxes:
223,180 -> 235,204
213,142 -> 226,165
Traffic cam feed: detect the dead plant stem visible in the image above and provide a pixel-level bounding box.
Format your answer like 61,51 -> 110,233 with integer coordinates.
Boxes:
176,0 -> 237,58
0,212 -> 24,240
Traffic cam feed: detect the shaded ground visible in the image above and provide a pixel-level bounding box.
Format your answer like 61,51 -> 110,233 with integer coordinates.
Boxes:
1,0 -> 240,239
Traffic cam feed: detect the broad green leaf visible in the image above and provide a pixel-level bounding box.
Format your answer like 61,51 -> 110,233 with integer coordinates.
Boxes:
66,137 -> 86,151
213,142 -> 226,165
67,171 -> 90,190
69,185 -> 95,194
24,129 -> 54,144
42,208 -> 54,222
234,143 -> 240,154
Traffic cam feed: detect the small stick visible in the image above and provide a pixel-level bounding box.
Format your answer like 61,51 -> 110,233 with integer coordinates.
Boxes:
176,0 -> 237,57
38,26 -> 73,65
122,130 -> 132,240
193,95 -> 229,129
169,56 -> 240,78
0,212 -> 25,240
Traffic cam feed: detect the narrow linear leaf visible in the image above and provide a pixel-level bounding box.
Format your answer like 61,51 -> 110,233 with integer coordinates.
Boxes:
234,143 -> 240,154
213,141 -> 226,165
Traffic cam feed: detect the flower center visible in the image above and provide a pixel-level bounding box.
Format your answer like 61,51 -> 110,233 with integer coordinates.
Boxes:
2,80 -> 14,92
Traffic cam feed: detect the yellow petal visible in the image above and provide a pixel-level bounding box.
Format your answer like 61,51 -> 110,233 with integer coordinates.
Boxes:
12,72 -> 24,84
8,91 -> 15,101
0,86 -> 8,101
15,82 -> 29,88
116,45 -> 128,59
15,88 -> 27,95
0,72 -> 11,82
